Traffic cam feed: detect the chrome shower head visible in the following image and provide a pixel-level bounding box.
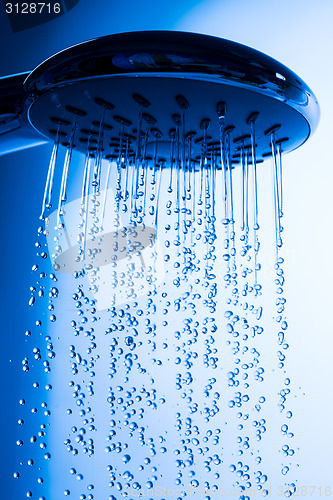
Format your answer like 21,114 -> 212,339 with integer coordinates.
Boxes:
22,31 -> 319,163
1,31 -> 319,274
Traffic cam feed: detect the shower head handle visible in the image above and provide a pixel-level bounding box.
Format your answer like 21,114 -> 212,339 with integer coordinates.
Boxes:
0,72 -> 47,156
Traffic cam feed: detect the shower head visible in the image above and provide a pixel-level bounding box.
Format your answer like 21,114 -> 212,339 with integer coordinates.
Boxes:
21,30 -> 319,163
1,31 -> 319,275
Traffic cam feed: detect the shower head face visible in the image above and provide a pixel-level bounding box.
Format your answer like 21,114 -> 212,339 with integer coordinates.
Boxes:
28,76 -> 310,163
25,31 -> 319,163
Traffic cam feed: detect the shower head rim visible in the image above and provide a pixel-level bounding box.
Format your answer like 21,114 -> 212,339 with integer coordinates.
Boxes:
24,30 -> 320,138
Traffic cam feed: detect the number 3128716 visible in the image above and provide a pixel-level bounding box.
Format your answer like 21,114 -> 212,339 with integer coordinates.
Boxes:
5,3 -> 61,14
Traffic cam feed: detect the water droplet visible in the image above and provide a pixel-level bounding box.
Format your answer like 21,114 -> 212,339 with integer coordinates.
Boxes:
281,466 -> 289,475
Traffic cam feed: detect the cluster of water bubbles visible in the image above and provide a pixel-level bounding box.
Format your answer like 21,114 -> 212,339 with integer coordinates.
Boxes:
14,108 -> 297,500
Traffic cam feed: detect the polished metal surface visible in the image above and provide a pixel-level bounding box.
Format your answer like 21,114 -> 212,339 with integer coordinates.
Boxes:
24,31 -> 320,137
0,72 -> 48,155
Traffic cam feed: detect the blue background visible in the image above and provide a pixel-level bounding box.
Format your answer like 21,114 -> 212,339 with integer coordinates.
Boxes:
1,0 -> 333,497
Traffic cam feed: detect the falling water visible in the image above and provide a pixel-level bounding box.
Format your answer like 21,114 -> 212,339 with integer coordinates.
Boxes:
14,105 -> 298,500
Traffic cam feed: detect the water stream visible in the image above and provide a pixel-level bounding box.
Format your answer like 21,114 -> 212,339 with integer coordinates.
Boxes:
14,119 -> 297,500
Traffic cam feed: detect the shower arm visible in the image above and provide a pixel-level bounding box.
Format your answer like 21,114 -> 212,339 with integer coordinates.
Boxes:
0,72 -> 48,156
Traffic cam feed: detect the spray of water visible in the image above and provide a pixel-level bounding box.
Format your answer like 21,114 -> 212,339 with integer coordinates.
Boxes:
14,106 -> 297,500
